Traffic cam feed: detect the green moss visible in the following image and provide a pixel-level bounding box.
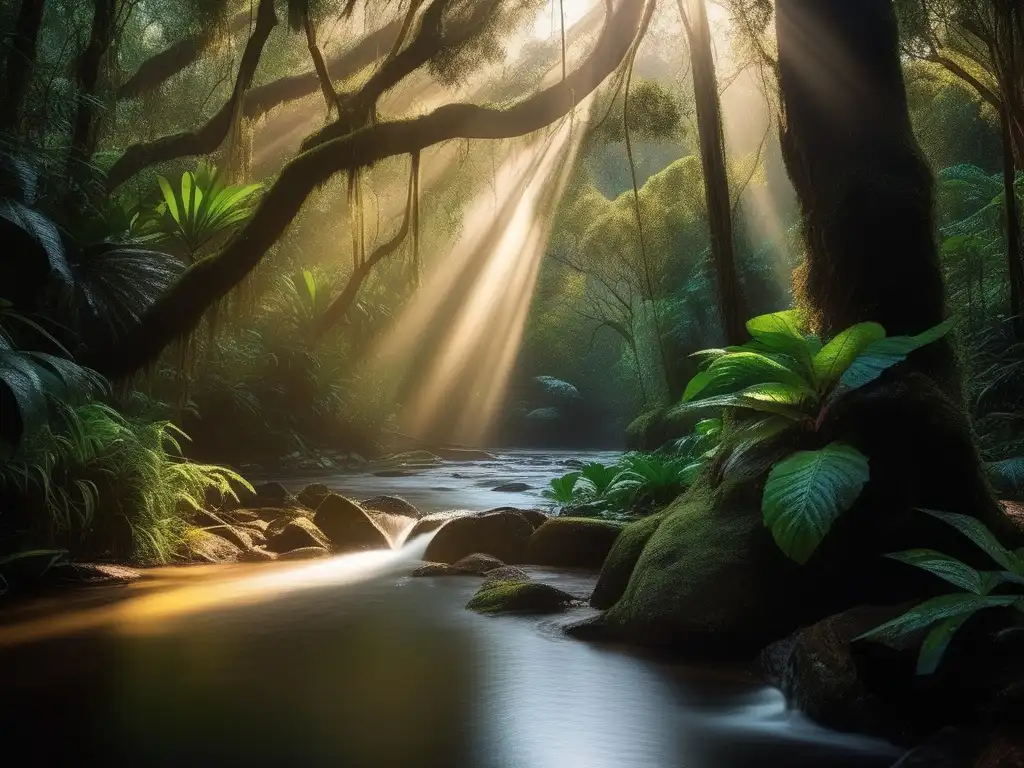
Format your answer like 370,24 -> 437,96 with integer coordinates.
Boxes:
526,517 -> 624,569
466,580 -> 580,615
590,511 -> 666,609
602,483 -> 804,653
625,407 -> 701,451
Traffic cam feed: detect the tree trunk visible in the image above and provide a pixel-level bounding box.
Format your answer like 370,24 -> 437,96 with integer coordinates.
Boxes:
1002,104 -> 1024,330
0,0 -> 46,135
67,0 -> 116,185
776,0 -> 958,394
679,0 -> 746,346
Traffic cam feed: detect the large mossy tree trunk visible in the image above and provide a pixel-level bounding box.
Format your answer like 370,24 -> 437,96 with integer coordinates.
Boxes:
592,0 -> 1022,656
0,0 -> 46,135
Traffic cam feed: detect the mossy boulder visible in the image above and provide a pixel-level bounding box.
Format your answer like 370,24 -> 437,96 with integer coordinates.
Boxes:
467,580 -> 581,615
424,510 -> 534,564
278,546 -> 331,561
483,506 -> 548,529
525,518 -> 624,569
361,495 -> 421,518
482,565 -> 531,587
188,529 -> 244,563
451,553 -> 505,574
406,511 -> 464,540
313,494 -> 390,552
297,483 -> 332,510
266,516 -> 331,553
249,482 -> 295,508
590,512 -> 666,609
600,485 -> 805,654
412,562 -> 474,577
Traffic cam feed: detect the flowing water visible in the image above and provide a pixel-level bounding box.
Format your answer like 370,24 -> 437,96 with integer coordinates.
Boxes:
0,451 -> 903,767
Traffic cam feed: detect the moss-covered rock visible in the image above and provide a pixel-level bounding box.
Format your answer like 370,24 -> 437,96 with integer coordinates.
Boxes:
590,512 -> 666,609
482,565 -> 531,587
361,495 -> 421,519
526,518 -> 624,569
313,494 -> 390,553
451,553 -> 505,574
278,546 -> 331,561
412,562 -> 474,577
424,510 -> 534,564
188,529 -> 244,563
247,482 -> 295,509
484,507 -> 548,529
297,483 -> 331,510
600,484 -> 804,654
405,511 -> 463,540
266,516 -> 331,553
467,580 -> 580,615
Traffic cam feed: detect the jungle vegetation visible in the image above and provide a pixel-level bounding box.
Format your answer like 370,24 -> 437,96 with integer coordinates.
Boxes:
0,0 -> 1021,627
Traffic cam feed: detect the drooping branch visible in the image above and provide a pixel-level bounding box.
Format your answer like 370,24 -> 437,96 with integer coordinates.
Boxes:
318,155 -> 417,334
302,0 -> 502,151
1,0 -> 47,134
84,0 -> 650,379
104,0 -> 278,192
302,8 -> 340,113
117,10 -> 251,100
241,19 -> 401,119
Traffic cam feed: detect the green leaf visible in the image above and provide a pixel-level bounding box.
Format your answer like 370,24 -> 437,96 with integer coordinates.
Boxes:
687,351 -> 811,401
683,370 -> 712,401
671,382 -> 809,419
916,613 -> 976,675
832,318 -> 956,398
302,269 -> 316,306
812,322 -> 886,389
885,549 -> 989,595
985,457 -> 1024,496
918,509 -> 1017,571
856,593 -> 1020,644
745,310 -> 815,371
762,442 -> 870,564
695,418 -> 722,436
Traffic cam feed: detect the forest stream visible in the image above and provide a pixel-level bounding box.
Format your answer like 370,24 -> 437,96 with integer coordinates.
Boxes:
0,451 -> 902,767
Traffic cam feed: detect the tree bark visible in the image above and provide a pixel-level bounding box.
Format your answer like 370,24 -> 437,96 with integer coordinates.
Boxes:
0,0 -> 46,135
776,0 -> 957,393
679,0 -> 746,346
104,0 -> 278,192
67,0 -> 116,183
83,0 -> 650,379
1002,103 -> 1024,329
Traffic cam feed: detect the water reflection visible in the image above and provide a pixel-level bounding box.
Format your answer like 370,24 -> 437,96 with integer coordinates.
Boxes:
0,556 -> 900,767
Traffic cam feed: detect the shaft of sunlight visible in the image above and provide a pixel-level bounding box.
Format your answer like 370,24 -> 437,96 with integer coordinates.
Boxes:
371,100 -> 593,445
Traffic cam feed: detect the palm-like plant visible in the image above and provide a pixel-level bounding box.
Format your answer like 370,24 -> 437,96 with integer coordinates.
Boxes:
153,162 -> 261,261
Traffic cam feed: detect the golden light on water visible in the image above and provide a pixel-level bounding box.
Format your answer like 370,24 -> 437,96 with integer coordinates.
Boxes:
371,101 -> 593,444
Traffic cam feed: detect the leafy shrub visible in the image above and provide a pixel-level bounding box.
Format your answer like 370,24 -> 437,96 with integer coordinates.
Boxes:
858,509 -> 1024,675
2,402 -> 251,564
675,310 -> 955,563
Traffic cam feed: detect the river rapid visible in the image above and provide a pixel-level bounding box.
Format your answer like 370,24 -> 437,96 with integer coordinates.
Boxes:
0,450 -> 902,767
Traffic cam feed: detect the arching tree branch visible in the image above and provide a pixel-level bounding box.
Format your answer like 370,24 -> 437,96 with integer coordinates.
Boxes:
84,0 -> 650,379
104,0 -> 278,192
117,10 -> 251,100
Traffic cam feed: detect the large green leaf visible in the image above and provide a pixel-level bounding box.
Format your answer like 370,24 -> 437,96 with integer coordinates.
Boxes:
762,442 -> 870,563
745,310 -> 815,372
856,593 -> 1020,644
918,508 -> 1018,572
671,382 -> 809,419
916,612 -> 976,675
832,318 -> 956,398
812,322 -> 886,390
985,457 -> 1024,497
885,549 -> 991,595
685,351 -> 810,402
